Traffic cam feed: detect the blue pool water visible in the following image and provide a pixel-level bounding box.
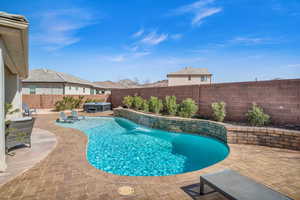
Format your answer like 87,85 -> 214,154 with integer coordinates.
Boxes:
58,117 -> 229,176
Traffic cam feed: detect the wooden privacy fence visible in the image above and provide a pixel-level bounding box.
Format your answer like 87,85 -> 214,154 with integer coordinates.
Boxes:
22,94 -> 110,109
111,79 -> 300,126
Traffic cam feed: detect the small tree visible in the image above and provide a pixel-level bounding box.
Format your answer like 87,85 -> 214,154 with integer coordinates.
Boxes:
211,101 -> 226,122
148,96 -> 163,114
178,98 -> 198,118
122,96 -> 134,109
164,96 -> 178,115
141,99 -> 149,112
246,103 -> 270,126
132,96 -> 143,110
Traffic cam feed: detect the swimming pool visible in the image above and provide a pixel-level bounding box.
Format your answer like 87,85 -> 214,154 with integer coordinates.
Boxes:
58,117 -> 229,176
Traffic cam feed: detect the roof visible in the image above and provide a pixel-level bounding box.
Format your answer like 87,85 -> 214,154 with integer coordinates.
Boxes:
0,12 -> 28,24
93,81 -> 130,89
167,67 -> 212,76
0,12 -> 29,78
23,69 -> 93,86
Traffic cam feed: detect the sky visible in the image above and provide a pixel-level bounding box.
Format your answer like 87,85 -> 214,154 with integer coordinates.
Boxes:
1,0 -> 300,83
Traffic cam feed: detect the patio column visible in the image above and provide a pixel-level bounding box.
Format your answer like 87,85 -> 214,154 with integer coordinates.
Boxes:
0,45 -> 6,171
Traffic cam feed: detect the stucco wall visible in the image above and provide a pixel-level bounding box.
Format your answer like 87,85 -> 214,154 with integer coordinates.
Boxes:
64,83 -> 91,95
22,82 -> 94,95
168,75 -> 211,86
5,66 -> 22,119
22,82 -> 64,95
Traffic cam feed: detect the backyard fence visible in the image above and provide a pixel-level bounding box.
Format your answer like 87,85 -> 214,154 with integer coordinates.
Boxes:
22,94 -> 110,109
111,79 -> 300,126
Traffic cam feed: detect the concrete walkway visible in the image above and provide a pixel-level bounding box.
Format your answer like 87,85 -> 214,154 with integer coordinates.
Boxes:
0,128 -> 57,186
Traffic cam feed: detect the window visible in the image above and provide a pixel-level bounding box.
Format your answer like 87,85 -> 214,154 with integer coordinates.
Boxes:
76,87 -> 78,91
83,88 -> 85,93
201,76 -> 208,82
101,90 -> 105,94
188,75 -> 191,81
29,85 -> 36,94
69,86 -> 71,90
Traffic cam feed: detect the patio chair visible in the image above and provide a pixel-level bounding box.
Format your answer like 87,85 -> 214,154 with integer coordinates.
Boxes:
200,169 -> 292,200
5,117 -> 35,153
22,103 -> 37,116
58,112 -> 74,123
70,110 -> 85,120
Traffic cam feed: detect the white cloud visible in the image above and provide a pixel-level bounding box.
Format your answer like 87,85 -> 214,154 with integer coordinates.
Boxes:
285,64 -> 300,68
132,29 -> 144,38
172,0 -> 222,26
140,31 -> 168,45
230,37 -> 270,45
32,8 -> 97,51
110,55 -> 126,62
171,34 -> 183,40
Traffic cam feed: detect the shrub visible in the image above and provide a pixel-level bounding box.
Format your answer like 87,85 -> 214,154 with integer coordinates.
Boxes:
148,96 -> 163,114
73,96 -> 84,109
211,101 -> 226,122
132,96 -> 143,110
122,96 -> 134,108
54,96 -> 83,111
141,99 -> 149,112
246,103 -> 270,126
164,96 -> 178,115
5,103 -> 20,117
178,98 -> 198,118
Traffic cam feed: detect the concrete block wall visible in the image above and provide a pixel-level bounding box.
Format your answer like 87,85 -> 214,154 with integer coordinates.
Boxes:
111,79 -> 300,126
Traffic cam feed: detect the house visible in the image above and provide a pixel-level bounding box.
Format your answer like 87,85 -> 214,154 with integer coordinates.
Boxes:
22,68 -> 103,95
0,12 -> 29,171
167,67 -> 212,86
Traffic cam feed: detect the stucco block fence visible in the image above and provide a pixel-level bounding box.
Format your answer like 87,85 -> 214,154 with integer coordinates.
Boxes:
22,94 -> 110,109
114,108 -> 300,151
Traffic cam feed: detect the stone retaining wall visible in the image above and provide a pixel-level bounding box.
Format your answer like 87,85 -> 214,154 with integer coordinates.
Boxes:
114,108 -> 300,150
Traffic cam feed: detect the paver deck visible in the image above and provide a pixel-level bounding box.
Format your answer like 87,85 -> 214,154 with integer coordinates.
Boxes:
0,112 -> 299,200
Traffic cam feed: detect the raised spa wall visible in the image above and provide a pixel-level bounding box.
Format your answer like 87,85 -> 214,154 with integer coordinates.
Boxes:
114,108 -> 300,151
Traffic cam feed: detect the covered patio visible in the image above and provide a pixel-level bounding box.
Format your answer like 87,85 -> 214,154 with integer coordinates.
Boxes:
0,12 -> 29,171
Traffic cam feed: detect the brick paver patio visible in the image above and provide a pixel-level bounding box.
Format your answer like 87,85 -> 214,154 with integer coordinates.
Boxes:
0,112 -> 299,200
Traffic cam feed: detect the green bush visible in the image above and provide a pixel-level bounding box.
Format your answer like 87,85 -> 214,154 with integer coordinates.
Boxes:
211,101 -> 226,122
148,96 -> 163,114
178,98 -> 198,118
122,96 -> 134,108
141,99 -> 149,112
246,103 -> 270,126
54,96 -> 83,111
132,96 -> 143,110
164,96 -> 178,115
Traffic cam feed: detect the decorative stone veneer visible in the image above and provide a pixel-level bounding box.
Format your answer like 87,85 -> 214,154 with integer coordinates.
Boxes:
114,108 -> 228,143
114,108 -> 300,151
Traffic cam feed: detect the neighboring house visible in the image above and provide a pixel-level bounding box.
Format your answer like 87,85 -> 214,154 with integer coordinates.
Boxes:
167,67 -> 212,86
22,69 -> 103,95
0,12 -> 29,171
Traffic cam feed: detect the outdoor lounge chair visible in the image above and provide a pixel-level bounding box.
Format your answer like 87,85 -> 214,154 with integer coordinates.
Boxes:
22,103 -> 37,116
5,117 -> 35,153
200,169 -> 292,200
58,112 -> 74,123
70,110 -> 85,120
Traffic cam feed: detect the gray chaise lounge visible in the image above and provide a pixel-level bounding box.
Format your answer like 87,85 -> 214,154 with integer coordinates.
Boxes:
200,169 -> 292,200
